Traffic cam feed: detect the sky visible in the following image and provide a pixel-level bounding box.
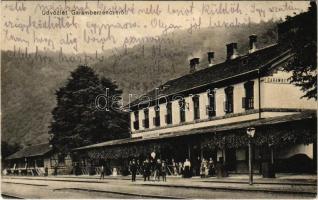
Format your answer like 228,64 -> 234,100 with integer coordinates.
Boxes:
1,1 -> 310,54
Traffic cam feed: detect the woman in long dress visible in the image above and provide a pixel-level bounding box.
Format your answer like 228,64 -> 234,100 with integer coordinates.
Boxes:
172,159 -> 177,176
208,158 -> 215,177
200,159 -> 207,178
183,159 -> 191,178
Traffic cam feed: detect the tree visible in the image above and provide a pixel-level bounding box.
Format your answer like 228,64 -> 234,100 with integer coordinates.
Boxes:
49,65 -> 129,154
282,2 -> 317,100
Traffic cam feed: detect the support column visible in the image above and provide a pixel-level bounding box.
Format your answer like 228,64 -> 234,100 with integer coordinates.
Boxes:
187,143 -> 191,160
159,143 -> 162,160
313,141 -> 317,172
222,149 -> 225,161
248,140 -> 253,185
270,147 -> 274,164
199,135 -> 203,160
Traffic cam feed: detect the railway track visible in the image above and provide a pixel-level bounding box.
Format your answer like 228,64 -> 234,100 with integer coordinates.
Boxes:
2,193 -> 24,199
3,177 -> 316,198
4,177 -> 107,184
2,181 -> 48,187
3,181 -> 183,199
53,187 -> 183,199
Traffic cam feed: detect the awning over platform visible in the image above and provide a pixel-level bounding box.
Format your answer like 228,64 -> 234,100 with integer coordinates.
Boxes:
6,143 -> 52,160
73,111 -> 316,151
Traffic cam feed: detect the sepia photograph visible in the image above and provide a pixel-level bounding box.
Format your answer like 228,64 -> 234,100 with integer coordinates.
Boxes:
1,0 -> 317,199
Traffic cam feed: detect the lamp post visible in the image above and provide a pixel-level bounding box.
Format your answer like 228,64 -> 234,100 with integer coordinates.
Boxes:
247,127 -> 255,185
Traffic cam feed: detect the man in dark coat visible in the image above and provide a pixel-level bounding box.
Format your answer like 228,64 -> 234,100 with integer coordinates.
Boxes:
155,159 -> 162,181
130,159 -> 137,182
143,159 -> 151,181
54,165 -> 58,176
100,165 -> 105,180
161,161 -> 167,182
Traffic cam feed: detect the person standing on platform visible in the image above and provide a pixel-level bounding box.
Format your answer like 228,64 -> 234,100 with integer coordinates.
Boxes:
200,158 -> 207,178
100,165 -> 105,180
178,162 -> 183,176
130,159 -> 137,182
54,164 -> 58,176
183,159 -> 191,178
142,159 -> 147,181
208,158 -> 215,177
44,166 -> 48,176
143,159 -> 151,181
150,159 -> 155,181
155,159 -> 162,181
137,160 -> 141,175
171,159 -> 177,176
161,161 -> 167,182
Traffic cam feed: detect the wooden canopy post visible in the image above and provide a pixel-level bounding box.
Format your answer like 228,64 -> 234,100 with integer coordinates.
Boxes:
187,143 -> 191,160
270,147 -> 274,165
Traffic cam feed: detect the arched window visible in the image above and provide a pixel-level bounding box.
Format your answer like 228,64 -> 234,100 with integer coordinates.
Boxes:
153,105 -> 160,127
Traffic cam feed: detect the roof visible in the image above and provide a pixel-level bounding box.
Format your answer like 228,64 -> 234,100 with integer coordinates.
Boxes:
128,43 -> 290,108
73,110 -> 316,151
5,143 -> 52,160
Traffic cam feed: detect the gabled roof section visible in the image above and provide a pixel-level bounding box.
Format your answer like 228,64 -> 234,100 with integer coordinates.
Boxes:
128,43 -> 290,109
73,137 -> 139,151
5,143 -> 52,160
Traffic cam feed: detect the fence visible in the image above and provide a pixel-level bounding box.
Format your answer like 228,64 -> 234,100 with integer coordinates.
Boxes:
3,167 -> 45,176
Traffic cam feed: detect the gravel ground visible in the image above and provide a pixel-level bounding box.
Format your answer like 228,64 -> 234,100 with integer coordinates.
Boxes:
2,177 -> 316,199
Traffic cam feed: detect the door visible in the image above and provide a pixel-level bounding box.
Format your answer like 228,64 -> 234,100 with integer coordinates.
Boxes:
225,148 -> 236,171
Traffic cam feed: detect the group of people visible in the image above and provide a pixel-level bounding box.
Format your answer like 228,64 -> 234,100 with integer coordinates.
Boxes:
128,158 -> 203,181
99,157 -> 217,181
200,158 -> 215,178
129,158 -> 168,182
170,158 -> 191,177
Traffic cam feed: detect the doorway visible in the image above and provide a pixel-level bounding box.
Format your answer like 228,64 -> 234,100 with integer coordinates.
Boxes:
225,148 -> 237,171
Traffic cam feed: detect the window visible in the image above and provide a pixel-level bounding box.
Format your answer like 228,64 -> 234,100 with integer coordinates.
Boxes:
193,95 -> 200,120
133,111 -> 139,130
153,105 -> 160,127
224,86 -> 234,113
243,81 -> 254,110
143,109 -> 149,128
179,99 -> 186,123
165,102 -> 172,124
206,90 -> 216,118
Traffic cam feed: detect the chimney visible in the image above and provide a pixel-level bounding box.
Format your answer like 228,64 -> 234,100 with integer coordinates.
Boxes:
249,34 -> 257,53
207,52 -> 214,67
189,58 -> 200,73
226,43 -> 238,60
